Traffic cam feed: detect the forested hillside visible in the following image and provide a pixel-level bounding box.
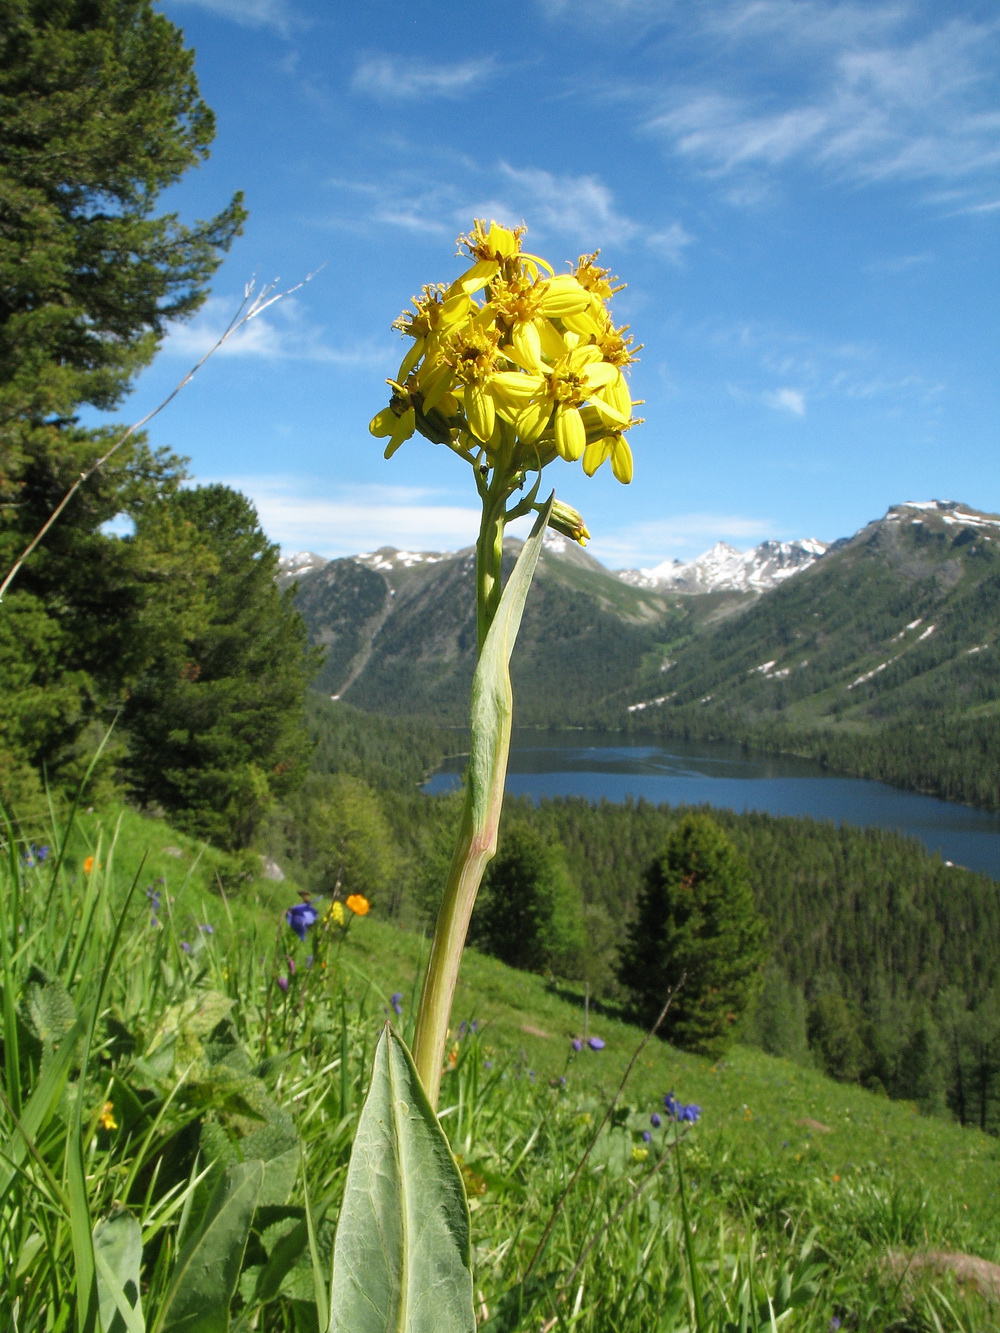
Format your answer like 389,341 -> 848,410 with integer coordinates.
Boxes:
638,501 -> 1000,808
292,538 -> 713,724
292,501 -> 1000,808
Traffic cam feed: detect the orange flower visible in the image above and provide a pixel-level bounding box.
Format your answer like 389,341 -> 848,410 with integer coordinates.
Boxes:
345,894 -> 370,917
83,856 -> 95,875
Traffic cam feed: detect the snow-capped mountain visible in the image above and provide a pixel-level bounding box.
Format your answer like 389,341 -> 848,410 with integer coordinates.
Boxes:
617,537 -> 829,595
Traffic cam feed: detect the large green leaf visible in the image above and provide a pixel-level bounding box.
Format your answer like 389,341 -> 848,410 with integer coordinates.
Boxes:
94,1209 -> 145,1333
153,1160 -> 264,1333
327,1025 -> 474,1333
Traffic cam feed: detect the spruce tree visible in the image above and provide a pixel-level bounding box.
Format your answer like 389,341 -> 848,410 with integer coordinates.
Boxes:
618,812 -> 767,1056
123,486 -> 317,849
0,0 -> 244,801
471,822 -> 585,977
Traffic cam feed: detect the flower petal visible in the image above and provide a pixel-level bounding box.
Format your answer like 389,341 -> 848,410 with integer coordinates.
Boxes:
384,407 -> 415,458
582,436 -> 611,477
554,405 -> 586,461
536,274 -> 590,316
610,436 -> 633,483
514,398 -> 552,444
513,320 -> 544,374
448,258 -> 500,298
466,382 -> 496,443
489,370 -> 544,410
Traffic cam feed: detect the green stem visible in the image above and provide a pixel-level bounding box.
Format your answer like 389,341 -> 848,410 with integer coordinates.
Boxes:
413,483 -> 510,1107
475,486 -> 506,653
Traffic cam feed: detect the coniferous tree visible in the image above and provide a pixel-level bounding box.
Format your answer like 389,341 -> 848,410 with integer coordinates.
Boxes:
123,486 -> 316,848
618,812 -> 768,1056
0,0 -> 244,800
470,822 -> 585,977
807,991 -> 866,1083
282,773 -> 402,907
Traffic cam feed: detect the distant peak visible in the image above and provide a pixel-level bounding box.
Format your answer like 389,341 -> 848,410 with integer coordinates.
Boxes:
617,536 -> 828,595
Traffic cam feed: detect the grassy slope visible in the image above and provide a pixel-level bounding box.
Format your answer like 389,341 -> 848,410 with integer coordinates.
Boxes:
81,802 -> 1000,1256
245,878 -> 1000,1261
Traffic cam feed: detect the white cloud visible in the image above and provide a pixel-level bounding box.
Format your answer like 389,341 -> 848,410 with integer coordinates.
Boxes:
214,476 -> 483,557
764,387 -> 807,415
497,162 -> 642,247
352,55 -> 496,100
168,0 -> 294,32
206,473 -> 780,570
644,12 -> 1000,201
329,160 -> 692,261
646,222 -> 695,263
162,296 -> 386,368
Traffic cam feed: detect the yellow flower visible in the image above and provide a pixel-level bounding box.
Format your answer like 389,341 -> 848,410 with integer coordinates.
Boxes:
98,1102 -> 117,1131
346,893 -> 370,917
631,1145 -> 649,1163
328,900 -> 345,927
371,219 -> 642,511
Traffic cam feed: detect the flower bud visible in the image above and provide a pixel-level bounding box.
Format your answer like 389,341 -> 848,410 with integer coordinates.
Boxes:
547,499 -> 591,546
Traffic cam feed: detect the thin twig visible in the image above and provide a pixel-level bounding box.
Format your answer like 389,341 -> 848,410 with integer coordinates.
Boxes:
523,979 -> 685,1281
0,270 -> 321,603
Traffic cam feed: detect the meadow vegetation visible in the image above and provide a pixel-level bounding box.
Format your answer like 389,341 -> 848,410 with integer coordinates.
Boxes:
2,800 -> 999,1330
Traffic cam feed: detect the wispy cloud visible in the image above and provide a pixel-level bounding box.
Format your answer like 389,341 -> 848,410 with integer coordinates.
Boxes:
329,160 -> 692,261
220,474 -> 779,568
162,296 -> 386,368
495,163 -> 641,246
352,54 -> 496,100
213,476 -> 482,556
643,10 -> 1000,203
168,0 -> 295,32
646,222 -> 696,263
764,387 -> 807,416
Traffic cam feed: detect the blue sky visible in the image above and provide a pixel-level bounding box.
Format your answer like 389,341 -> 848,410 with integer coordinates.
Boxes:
112,0 -> 999,567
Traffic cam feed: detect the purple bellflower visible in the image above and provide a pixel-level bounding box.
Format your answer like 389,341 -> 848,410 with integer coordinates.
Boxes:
285,901 -> 320,941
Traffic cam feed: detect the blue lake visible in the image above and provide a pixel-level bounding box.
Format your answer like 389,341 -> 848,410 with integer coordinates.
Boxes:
425,732 -> 1000,881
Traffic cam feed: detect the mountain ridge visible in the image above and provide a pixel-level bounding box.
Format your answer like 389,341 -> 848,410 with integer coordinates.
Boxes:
282,499 -> 1000,807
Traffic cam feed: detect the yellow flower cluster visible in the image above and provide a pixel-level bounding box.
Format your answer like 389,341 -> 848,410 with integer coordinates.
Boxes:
370,220 -> 641,487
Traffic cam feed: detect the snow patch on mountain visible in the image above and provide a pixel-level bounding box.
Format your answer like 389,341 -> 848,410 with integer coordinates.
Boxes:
355,547 -> 448,572
279,551 -> 328,578
618,537 -> 828,595
886,500 -> 1000,532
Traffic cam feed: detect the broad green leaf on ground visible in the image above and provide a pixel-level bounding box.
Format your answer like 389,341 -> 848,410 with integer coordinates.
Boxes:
327,1025 -> 474,1333
154,1159 -> 264,1333
94,1208 -> 145,1333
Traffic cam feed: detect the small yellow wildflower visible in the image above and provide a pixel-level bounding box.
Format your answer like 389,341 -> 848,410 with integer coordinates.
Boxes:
631,1146 -> 649,1163
328,900 -> 345,927
98,1102 -> 117,1131
346,894 -> 370,917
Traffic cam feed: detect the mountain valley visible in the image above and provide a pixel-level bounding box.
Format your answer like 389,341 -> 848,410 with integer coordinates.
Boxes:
284,500 -> 1000,808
